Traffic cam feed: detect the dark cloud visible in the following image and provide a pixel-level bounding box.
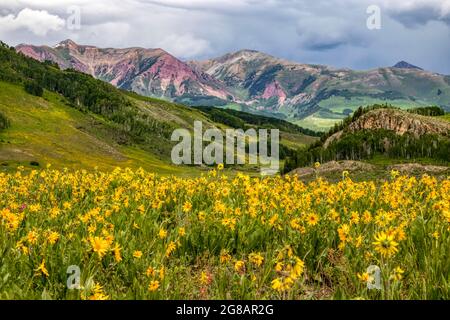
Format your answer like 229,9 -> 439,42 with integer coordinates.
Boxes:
0,0 -> 449,74
381,0 -> 450,28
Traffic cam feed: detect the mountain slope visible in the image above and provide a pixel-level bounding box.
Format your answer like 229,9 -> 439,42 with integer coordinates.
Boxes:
0,80 -> 315,172
1,41 -> 317,172
323,108 -> 450,148
16,40 -> 450,131
189,50 -> 324,107
0,81 -> 184,173
283,105 -> 450,172
16,40 -> 233,103
393,61 -> 423,70
192,51 -> 450,130
0,40 -> 213,173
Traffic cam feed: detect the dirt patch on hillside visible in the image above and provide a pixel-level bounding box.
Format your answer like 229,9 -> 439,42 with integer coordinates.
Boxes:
388,163 -> 449,174
0,148 -> 35,161
289,160 -> 376,178
288,160 -> 449,179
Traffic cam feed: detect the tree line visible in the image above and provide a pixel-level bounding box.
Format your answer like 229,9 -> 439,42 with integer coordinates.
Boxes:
0,41 -> 177,156
407,106 -> 445,116
195,106 -> 322,137
283,105 -> 449,173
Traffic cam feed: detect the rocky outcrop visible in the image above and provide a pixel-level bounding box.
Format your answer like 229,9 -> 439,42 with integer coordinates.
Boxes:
347,109 -> 450,136
261,81 -> 287,104
324,109 -> 450,148
289,161 -> 449,178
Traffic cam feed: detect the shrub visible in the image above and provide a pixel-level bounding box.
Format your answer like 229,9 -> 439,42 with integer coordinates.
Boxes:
0,111 -> 9,130
24,80 -> 44,97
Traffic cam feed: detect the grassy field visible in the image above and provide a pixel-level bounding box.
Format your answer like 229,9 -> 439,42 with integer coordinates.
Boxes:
0,82 -> 200,175
318,96 -> 426,114
0,166 -> 448,300
280,132 -> 317,149
0,81 -> 319,176
294,115 -> 342,132
365,155 -> 449,167
440,114 -> 450,122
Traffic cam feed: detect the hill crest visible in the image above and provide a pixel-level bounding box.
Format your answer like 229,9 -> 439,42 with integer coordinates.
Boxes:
324,108 -> 450,148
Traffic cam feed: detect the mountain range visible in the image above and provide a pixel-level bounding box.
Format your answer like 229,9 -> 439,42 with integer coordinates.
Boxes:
0,41 -> 314,172
16,40 -> 450,131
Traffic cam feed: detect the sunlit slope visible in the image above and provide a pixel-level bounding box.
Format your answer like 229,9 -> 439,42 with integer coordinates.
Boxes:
440,113 -> 450,122
0,41 -> 319,174
0,82 -> 317,174
0,81 -> 189,174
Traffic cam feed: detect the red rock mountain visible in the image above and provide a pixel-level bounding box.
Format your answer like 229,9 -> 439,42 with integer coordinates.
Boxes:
16,40 -> 450,130
16,39 -> 232,102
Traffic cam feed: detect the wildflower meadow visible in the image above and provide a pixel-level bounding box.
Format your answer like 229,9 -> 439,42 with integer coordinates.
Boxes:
0,166 -> 449,299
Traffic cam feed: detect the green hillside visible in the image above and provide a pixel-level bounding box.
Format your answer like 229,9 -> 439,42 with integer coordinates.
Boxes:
0,81 -> 188,174
0,41 -> 317,173
283,105 -> 450,172
0,41 -> 205,173
194,106 -> 319,149
440,113 -> 450,122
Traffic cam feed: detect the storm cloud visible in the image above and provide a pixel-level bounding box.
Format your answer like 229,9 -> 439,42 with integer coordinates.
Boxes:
1,0 -> 449,73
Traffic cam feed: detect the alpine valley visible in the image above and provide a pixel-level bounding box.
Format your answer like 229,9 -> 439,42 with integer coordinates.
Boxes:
16,40 -> 450,131
2,0 -> 450,302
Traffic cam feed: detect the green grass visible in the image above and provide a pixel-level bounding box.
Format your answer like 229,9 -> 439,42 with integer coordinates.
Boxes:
365,154 -> 449,166
0,81 -> 197,174
222,103 -> 244,111
0,81 -> 311,176
294,116 -> 341,132
280,132 -> 317,149
439,114 -> 450,122
319,96 -> 426,114
124,91 -> 213,127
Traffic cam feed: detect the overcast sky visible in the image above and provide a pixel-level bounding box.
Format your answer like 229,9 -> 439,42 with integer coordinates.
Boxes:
1,0 -> 450,74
